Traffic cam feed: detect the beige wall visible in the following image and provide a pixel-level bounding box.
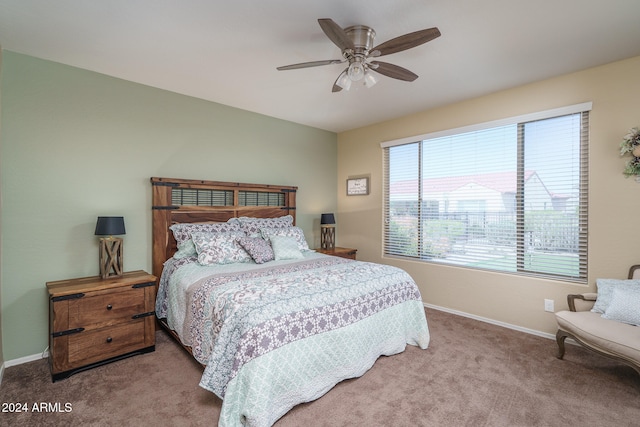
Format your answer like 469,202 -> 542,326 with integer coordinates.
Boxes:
0,51 -> 337,361
337,55 -> 640,335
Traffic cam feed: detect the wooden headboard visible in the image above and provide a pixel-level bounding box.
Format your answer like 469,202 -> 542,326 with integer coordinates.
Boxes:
151,177 -> 297,280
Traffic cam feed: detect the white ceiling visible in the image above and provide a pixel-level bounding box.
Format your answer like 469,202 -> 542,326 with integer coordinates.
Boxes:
1,0 -> 640,133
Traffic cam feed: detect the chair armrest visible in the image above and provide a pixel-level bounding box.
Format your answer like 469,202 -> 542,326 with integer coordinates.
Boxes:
567,293 -> 597,312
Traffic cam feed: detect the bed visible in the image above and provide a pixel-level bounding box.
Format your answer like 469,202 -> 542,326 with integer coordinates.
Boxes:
151,177 -> 430,426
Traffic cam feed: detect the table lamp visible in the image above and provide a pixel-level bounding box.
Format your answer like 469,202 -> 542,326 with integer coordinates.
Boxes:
95,216 -> 126,279
320,213 -> 336,250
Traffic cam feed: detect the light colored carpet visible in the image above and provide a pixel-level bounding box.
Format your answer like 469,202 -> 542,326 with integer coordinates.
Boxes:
2,308 -> 639,426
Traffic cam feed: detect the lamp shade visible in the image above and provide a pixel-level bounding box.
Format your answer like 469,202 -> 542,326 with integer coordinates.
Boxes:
320,213 -> 336,225
95,216 -> 126,236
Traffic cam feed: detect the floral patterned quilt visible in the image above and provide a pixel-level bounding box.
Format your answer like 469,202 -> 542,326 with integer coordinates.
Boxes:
156,252 -> 430,427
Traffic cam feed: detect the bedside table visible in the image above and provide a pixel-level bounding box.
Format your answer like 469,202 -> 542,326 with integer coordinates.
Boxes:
46,270 -> 157,381
316,247 -> 357,260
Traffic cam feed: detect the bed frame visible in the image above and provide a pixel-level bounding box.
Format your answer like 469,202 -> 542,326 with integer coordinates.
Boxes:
151,177 -> 298,353
151,176 -> 297,280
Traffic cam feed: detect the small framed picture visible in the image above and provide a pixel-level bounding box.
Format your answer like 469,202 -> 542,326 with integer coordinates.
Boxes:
346,176 -> 369,196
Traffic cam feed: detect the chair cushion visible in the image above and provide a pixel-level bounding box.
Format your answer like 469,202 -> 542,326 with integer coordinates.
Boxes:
555,310 -> 640,362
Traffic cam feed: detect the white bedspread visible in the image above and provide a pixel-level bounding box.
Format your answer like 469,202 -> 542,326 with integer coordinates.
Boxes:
156,252 -> 430,426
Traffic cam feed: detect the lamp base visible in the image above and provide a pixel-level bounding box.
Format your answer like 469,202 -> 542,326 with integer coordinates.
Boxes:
99,237 -> 123,279
320,226 -> 335,250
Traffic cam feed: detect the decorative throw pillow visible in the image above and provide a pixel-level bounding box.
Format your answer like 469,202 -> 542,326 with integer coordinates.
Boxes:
270,235 -> 304,261
237,215 -> 294,236
261,226 -> 310,252
169,221 -> 241,247
191,231 -> 251,265
602,286 -> 640,325
591,279 -> 640,313
237,236 -> 274,264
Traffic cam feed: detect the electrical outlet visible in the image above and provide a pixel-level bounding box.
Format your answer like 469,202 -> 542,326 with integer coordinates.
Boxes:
544,299 -> 555,312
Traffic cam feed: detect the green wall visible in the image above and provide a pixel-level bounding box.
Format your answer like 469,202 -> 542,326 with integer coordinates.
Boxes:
0,51 -> 337,361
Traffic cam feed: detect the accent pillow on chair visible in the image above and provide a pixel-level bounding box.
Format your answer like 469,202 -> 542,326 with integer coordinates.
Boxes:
555,265 -> 640,376
602,286 -> 640,325
591,278 -> 640,314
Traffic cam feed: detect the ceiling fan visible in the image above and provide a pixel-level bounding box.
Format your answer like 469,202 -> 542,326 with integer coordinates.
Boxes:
277,18 -> 441,92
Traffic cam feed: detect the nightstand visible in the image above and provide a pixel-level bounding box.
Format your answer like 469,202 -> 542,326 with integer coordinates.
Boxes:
316,247 -> 357,260
46,270 -> 157,381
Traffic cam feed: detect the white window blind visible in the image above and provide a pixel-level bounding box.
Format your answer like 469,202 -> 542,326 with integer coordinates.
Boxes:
383,104 -> 590,282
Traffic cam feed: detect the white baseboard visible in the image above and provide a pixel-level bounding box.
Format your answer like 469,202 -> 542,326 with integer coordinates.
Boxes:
4,351 -> 48,368
0,307 -> 560,377
424,302 -> 557,341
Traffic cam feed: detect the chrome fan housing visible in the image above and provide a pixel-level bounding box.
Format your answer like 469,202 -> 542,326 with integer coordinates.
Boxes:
344,25 -> 376,55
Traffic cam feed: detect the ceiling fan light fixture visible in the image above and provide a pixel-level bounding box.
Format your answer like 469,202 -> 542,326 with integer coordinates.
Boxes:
363,69 -> 378,88
336,70 -> 352,91
347,58 -> 365,81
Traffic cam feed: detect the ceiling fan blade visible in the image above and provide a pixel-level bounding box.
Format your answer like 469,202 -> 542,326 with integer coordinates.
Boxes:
277,59 -> 344,71
369,61 -> 418,82
318,18 -> 355,52
370,27 -> 441,57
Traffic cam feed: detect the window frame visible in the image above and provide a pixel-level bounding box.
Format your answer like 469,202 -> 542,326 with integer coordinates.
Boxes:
381,102 -> 591,283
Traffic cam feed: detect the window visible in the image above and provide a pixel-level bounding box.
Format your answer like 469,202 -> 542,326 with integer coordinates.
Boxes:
382,103 -> 590,283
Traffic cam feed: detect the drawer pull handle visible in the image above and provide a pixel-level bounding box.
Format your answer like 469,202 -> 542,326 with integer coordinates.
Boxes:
52,292 -> 85,302
52,327 -> 85,338
106,304 -> 113,310
106,337 -> 113,343
132,311 -> 155,320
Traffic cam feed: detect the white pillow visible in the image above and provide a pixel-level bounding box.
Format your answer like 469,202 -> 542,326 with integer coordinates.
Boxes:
261,226 -> 310,252
591,279 -> 640,314
602,286 -> 640,325
270,235 -> 304,261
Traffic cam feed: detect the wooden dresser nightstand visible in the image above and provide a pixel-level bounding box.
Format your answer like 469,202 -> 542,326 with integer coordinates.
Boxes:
46,270 -> 157,381
316,247 -> 357,260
